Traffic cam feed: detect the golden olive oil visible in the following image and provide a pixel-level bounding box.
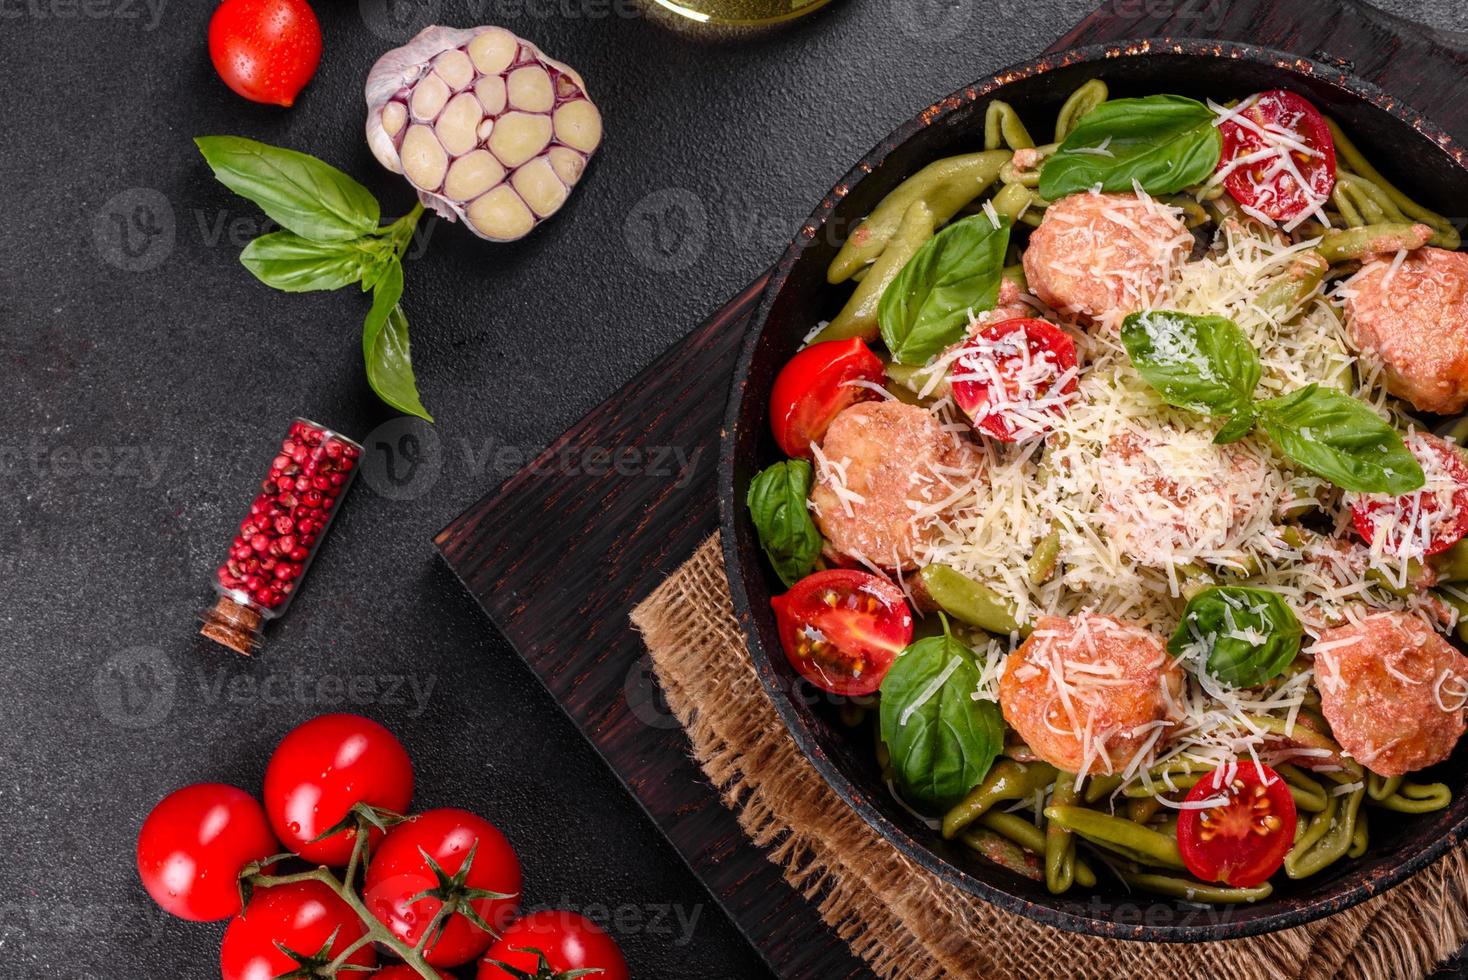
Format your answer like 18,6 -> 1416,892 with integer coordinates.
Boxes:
648,0 -> 835,25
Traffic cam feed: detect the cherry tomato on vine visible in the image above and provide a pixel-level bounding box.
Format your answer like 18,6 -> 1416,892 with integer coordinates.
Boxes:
220,880 -> 376,980
364,808 -> 523,967
208,0 -> 323,107
771,569 -> 914,696
1351,432 -> 1468,558
769,338 -> 886,458
949,318 -> 1078,442
264,713 -> 415,865
136,783 -> 280,921
478,911 -> 629,980
372,967 -> 453,980
1217,90 -> 1336,224
1177,762 -> 1296,887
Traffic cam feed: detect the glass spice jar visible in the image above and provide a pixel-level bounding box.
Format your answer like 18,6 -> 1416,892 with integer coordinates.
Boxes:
200,418 -> 361,655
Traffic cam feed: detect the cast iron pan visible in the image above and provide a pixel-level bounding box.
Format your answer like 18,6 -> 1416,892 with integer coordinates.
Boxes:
718,39 -> 1468,941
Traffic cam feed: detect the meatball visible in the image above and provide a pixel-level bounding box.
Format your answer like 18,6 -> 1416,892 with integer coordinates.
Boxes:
1313,610 -> 1468,776
999,613 -> 1184,776
1097,429 -> 1276,568
1022,191 -> 1192,326
1344,247 -> 1468,414
810,400 -> 981,570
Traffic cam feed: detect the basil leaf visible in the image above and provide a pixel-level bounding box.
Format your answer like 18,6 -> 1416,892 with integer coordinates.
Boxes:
879,632 -> 1004,811
362,261 -> 433,422
1213,410 -> 1258,445
240,232 -> 372,292
1121,311 -> 1261,416
1257,384 -> 1423,494
1039,94 -> 1223,199
878,213 -> 1010,365
747,460 -> 823,588
1168,586 -> 1302,688
195,136 -> 381,242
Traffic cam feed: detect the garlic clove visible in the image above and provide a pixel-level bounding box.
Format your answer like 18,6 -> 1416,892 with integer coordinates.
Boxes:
546,146 -> 586,186
488,111 -> 553,169
552,99 -> 602,154
466,27 -> 517,75
435,92 -> 484,157
467,184 -> 535,241
443,150 -> 506,202
506,65 -> 554,112
511,157 -> 569,217
474,75 -> 507,116
401,124 -> 449,191
382,101 -> 408,138
410,73 -> 450,122
433,48 -> 474,91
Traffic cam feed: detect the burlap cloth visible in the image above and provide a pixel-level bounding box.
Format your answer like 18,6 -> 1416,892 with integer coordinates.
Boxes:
631,534 -> 1468,979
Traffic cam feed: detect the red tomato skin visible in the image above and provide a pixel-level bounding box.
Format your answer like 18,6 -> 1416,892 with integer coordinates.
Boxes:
1351,434 -> 1468,557
771,569 -> 914,696
1177,763 -> 1297,888
136,783 -> 280,922
1218,90 -> 1336,223
364,808 -> 523,967
949,317 -> 1078,442
478,911 -> 630,980
769,338 -> 886,458
264,713 -> 415,865
207,0 -> 323,107
220,880 -> 376,980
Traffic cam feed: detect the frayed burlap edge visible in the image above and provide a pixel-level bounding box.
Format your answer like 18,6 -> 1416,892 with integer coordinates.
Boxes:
631,535 -> 1468,980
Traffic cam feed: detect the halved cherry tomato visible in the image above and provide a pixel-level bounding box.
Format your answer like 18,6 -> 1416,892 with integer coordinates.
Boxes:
949,318 -> 1078,442
1177,761 -> 1296,888
1217,90 -> 1336,224
1351,432 -> 1468,558
771,569 -> 914,696
770,338 -> 886,458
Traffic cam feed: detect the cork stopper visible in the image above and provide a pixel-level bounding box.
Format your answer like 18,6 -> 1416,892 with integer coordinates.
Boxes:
200,595 -> 265,656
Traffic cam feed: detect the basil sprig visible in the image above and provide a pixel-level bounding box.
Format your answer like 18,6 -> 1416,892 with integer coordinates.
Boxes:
1039,94 -> 1223,200
879,628 -> 1005,811
195,136 -> 433,421
1168,586 -> 1302,688
746,460 -> 823,588
878,213 -> 1011,365
1120,310 -> 1423,494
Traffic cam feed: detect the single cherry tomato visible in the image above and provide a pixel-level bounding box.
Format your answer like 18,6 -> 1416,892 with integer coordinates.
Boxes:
478,911 -> 630,980
208,0 -> 323,108
1351,432 -> 1468,558
949,318 -> 1078,442
220,880 -> 376,980
1217,90 -> 1336,224
1177,761 -> 1296,887
364,808 -> 523,967
264,713 -> 415,866
771,569 -> 914,696
769,338 -> 886,458
136,783 -> 280,922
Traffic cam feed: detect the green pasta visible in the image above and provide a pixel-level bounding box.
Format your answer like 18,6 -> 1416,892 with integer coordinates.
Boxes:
942,760 -> 1057,839
985,101 -> 1036,152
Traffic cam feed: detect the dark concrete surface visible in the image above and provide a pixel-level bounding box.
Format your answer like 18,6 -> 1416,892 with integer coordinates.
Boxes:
1,1 -> 1465,978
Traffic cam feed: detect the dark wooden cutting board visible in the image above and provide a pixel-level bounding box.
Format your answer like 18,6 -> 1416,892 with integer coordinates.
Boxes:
435,3 -> 1468,976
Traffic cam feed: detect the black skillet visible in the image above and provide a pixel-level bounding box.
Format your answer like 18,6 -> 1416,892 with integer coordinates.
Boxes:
718,38 -> 1468,941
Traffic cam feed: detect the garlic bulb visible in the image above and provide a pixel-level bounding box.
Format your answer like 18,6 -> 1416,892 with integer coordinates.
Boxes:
365,26 -> 603,242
